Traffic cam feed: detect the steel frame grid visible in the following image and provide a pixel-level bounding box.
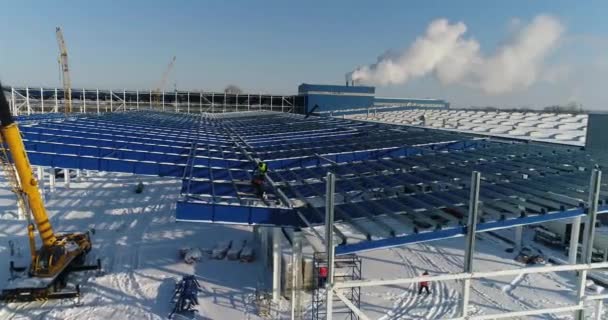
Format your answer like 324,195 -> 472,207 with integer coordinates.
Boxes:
10,110 -> 608,254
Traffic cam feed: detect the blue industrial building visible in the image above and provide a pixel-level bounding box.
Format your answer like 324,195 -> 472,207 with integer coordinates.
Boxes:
298,83 -> 449,115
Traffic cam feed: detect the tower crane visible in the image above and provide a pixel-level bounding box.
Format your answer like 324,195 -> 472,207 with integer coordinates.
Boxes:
154,56 -> 176,102
56,27 -> 72,114
0,84 -> 98,302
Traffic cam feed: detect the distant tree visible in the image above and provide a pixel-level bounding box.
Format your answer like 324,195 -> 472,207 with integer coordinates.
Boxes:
224,85 -> 243,95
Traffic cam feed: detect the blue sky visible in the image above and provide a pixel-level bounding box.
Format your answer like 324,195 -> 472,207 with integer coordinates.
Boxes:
1,0 -> 607,108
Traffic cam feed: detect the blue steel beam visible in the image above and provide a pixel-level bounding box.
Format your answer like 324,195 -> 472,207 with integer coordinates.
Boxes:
335,206 -> 608,255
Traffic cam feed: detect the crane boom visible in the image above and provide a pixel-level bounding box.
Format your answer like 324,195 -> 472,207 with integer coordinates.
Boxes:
0,83 -> 97,302
156,56 -> 176,92
56,27 -> 72,114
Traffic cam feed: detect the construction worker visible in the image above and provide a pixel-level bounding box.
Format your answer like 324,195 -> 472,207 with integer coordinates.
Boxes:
318,266 -> 328,288
418,271 -> 430,295
256,161 -> 268,176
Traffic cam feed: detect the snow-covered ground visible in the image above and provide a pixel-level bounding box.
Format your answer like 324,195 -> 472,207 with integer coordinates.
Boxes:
0,172 -> 265,320
0,172 -> 605,319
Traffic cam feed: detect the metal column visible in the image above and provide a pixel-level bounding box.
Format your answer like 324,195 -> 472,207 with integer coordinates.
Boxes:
136,90 -> 139,110
37,167 -> 45,198
162,91 -> 165,111
110,90 -> 113,112
82,88 -> 86,113
48,168 -> 56,193
54,88 -> 58,113
461,171 -> 481,318
569,217 -> 582,264
64,168 -> 70,189
187,91 -> 190,113
325,172 -> 336,320
25,87 -> 30,115
514,225 -> 523,251
291,229 -> 303,320
272,227 -> 282,302
40,88 -> 44,113
575,169 -> 602,320
96,89 -> 100,114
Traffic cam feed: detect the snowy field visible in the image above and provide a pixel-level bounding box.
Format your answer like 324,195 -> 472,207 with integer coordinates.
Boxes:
0,172 -> 265,320
0,172 -> 605,319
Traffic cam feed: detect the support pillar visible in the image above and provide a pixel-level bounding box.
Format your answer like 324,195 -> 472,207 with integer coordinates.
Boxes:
272,227 -> 282,302
290,230 -> 302,320
49,168 -> 56,193
36,167 -> 45,196
325,172 -> 336,320
514,225 -> 523,251
575,169 -> 602,320
569,217 -> 582,264
461,171 -> 481,318
64,169 -> 71,189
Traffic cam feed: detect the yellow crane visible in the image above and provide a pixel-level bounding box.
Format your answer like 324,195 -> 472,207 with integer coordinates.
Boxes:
154,56 -> 176,102
56,27 -> 72,114
0,84 -> 97,302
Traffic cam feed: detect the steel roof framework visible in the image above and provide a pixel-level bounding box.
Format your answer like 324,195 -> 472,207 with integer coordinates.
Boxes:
12,110 -> 608,254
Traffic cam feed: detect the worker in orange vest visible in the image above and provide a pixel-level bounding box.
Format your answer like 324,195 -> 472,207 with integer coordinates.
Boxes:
418,271 -> 430,294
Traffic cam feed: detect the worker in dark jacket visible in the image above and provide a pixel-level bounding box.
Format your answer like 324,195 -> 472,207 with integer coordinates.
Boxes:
418,271 -> 430,294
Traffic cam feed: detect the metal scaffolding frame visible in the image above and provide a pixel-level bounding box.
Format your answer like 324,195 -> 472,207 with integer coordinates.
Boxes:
7,109 -> 608,319
3,86 -> 305,115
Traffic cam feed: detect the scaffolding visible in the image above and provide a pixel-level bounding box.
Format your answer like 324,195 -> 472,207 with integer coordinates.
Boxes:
2,86 -> 305,115
312,252 -> 362,320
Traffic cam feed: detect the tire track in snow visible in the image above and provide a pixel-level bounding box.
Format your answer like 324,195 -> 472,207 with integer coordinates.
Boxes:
380,246 -> 458,320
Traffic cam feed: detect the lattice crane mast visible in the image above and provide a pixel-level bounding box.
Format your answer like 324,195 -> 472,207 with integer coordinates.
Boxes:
154,56 -> 176,102
56,27 -> 72,114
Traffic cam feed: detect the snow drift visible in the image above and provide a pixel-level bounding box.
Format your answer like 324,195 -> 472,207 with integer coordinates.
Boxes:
348,15 -> 564,94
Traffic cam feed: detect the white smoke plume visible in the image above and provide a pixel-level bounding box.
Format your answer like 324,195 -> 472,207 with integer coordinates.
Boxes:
348,15 -> 564,94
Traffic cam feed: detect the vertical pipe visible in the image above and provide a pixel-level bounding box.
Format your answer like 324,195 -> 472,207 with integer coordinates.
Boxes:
96,89 -> 100,114
110,90 -> 113,112
199,92 -> 202,113
291,230 -> 302,320
54,88 -> 58,113
325,172 -> 336,320
223,92 -> 226,113
82,88 -> 86,113
211,93 -> 215,113
514,226 -> 523,251
235,94 -> 239,112
569,217 -> 582,264
49,168 -> 56,193
123,89 -> 126,111
162,91 -> 165,111
575,169 -> 602,320
175,91 -> 178,112
37,167 -> 45,197
11,87 -> 15,115
461,171 -> 481,318
187,91 -> 190,114
136,90 -> 139,110
40,88 -> 44,113
272,227 -> 282,302
25,87 -> 30,115
282,96 -> 284,113
270,95 -> 273,111
149,89 -> 152,110
248,94 -> 250,111
64,169 -> 71,189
